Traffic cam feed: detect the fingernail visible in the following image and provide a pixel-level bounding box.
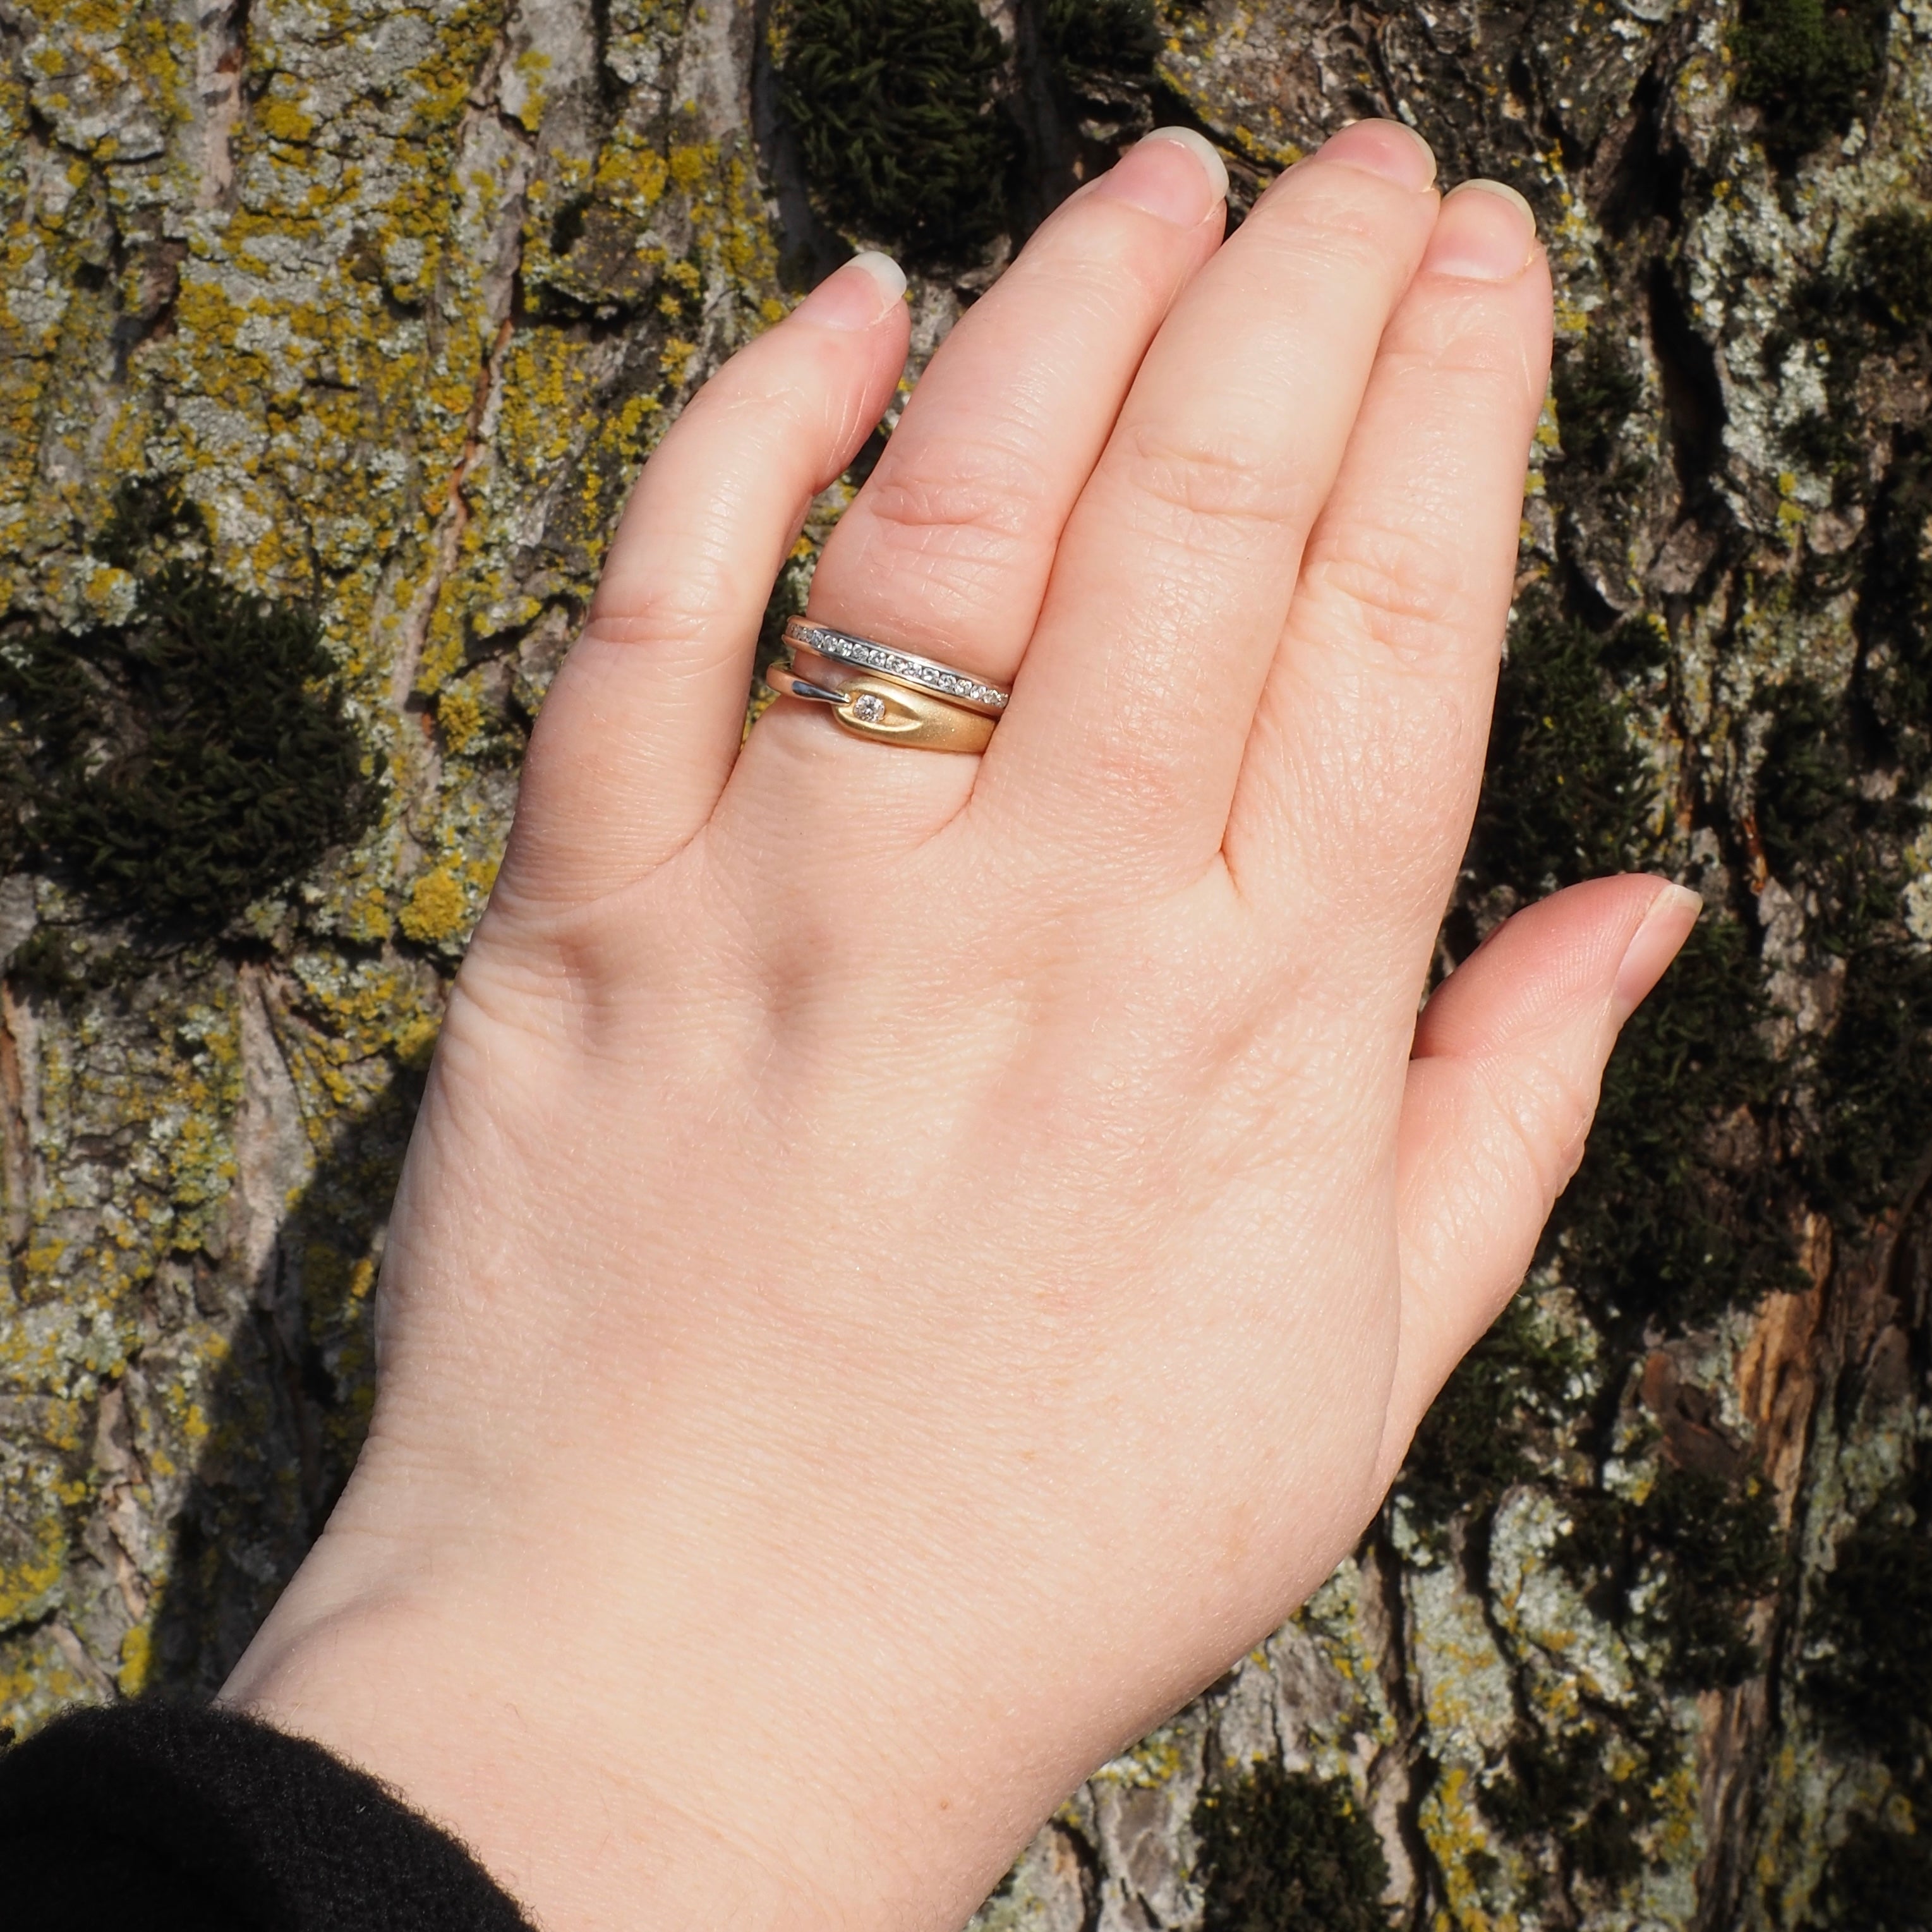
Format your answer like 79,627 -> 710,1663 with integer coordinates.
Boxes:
1613,883 -> 1702,1023
1424,180 -> 1538,281
792,251 -> 907,329
1091,126 -> 1229,226
1315,117 -> 1437,191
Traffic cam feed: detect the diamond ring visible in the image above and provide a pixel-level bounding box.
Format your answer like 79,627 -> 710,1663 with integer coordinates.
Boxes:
781,618 -> 1010,718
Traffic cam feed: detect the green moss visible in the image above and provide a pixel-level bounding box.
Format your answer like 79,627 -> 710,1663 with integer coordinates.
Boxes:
1480,1720 -> 1668,1887
1756,681 -> 1862,886
1551,915 -> 1796,1329
1849,210 -> 1932,340
1399,1296 -> 1584,1528
776,0 -> 1015,263
1773,212 -> 1932,492
1857,437 -> 1932,775
1782,409 -> 1868,493
1800,1809 -> 1932,1932
1638,1466 -> 1785,1687
6,926 -> 147,1001
1469,604 -> 1663,900
0,486 -> 376,942
1809,939 -> 1932,1223
1749,469 -> 1932,1228
1731,0 -> 1888,172
1807,1451 -> 1932,1773
1192,1763 -> 1393,1932
1553,332 -> 1643,473
1042,0 -> 1159,88
1558,1466 -> 1784,1689
1801,1451 -> 1932,1932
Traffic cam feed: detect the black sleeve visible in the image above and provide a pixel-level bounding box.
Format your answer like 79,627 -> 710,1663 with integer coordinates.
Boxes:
0,1700 -> 537,1932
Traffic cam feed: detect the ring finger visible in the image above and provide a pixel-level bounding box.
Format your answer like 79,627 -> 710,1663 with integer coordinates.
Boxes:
729,128 -> 1228,809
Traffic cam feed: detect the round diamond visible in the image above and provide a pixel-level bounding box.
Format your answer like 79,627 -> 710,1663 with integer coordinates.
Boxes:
850,692 -> 888,725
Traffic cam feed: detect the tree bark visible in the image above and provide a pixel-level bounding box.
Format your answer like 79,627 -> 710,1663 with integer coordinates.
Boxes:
1,4 -> 1926,1928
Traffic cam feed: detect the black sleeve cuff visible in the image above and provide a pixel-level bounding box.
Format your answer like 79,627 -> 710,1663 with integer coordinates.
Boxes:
0,1700 -> 536,1932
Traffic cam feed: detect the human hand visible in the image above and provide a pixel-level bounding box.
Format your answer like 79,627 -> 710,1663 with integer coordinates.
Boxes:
224,123 -> 1693,1932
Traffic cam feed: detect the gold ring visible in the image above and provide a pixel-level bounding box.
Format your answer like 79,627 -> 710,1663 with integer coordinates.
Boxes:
763,651 -> 994,754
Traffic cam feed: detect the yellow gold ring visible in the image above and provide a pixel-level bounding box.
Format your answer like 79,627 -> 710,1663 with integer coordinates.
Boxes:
763,651 -> 994,754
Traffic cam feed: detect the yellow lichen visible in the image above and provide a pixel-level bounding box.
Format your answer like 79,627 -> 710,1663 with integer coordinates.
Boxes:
437,682 -> 486,752
399,865 -> 471,945
116,1622 -> 152,1697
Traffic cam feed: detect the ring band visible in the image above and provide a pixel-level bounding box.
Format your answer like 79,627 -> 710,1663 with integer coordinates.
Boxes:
763,651 -> 996,754
782,617 -> 1010,718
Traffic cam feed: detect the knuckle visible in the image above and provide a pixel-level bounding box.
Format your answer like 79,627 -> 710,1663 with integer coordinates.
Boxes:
1472,1049 -> 1603,1207
686,353 -> 821,447
1112,418 -> 1313,550
1394,304 -> 1542,392
1054,685 -> 1198,837
1301,512 -> 1486,665
1251,169 -> 1418,271
583,565 -> 735,654
859,432 -> 1051,564
1368,322 -> 1546,464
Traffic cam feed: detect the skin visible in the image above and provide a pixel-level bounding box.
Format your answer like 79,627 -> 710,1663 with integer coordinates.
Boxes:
224,123 -> 1698,1932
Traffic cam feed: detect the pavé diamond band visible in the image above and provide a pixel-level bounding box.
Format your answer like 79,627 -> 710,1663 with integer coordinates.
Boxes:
782,617 -> 1011,718
762,649 -> 996,754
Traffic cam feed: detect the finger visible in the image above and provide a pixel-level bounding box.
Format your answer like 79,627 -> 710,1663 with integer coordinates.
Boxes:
978,121 -> 1441,876
1228,183 -> 1552,960
787,131 -> 1226,684
1372,876 -> 1702,1488
495,254 -> 910,909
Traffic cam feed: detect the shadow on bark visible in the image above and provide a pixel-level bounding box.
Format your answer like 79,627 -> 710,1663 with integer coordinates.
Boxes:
141,1054 -> 416,1700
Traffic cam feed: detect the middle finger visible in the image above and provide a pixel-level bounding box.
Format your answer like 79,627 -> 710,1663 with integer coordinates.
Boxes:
979,120 -> 1442,882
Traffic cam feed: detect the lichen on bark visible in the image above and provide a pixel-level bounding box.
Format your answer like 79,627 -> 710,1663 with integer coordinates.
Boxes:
3,4 -> 1931,1930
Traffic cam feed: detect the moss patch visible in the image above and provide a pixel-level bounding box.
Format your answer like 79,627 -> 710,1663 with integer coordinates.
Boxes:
1732,0 -> 1888,172
776,0 -> 1015,263
1801,1447 -> 1932,1931
0,487 -> 375,942
1856,436 -> 1932,775
1847,210 -> 1932,342
1554,917 -> 1796,1329
1192,1763 -> 1393,1932
1469,604 -> 1662,900
1747,444 -> 1932,1228
1807,1451 -> 1932,1772
1400,1296 -> 1585,1528
1042,0 -> 1159,90
1553,331 -> 1644,474
1480,1713 -> 1677,1889
1774,210 -> 1932,491
1800,1809 -> 1932,1932
1620,1465 -> 1784,1689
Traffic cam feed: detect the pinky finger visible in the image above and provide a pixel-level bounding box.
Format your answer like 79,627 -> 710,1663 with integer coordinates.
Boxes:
1374,875 -> 1701,1490
498,253 -> 910,911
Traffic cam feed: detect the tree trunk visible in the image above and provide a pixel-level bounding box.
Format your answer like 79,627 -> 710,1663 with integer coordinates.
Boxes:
1,4 -> 1926,1928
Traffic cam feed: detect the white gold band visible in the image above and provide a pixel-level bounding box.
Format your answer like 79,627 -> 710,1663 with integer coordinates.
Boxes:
781,617 -> 1011,718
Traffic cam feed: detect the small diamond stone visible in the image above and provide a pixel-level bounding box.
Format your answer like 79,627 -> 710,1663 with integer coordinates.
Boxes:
850,692 -> 888,725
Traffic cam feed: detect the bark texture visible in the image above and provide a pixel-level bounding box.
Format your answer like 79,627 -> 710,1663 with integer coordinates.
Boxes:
2,3 -> 1929,1929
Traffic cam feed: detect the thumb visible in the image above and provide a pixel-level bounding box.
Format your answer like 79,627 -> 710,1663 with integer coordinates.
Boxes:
1375,874 -> 1703,1486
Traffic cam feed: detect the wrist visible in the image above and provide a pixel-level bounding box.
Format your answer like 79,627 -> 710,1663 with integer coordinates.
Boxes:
222,1500 -> 1029,1932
